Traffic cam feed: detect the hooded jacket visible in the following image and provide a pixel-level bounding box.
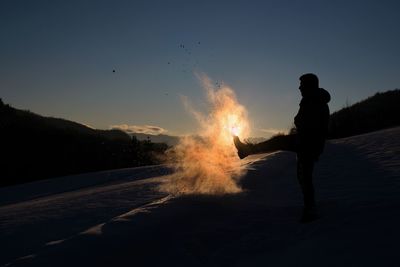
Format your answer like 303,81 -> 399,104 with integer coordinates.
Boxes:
294,88 -> 330,159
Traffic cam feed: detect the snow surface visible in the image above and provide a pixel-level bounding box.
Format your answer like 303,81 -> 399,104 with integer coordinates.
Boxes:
1,127 -> 399,266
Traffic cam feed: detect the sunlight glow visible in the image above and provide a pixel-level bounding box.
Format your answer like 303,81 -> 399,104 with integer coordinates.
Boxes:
160,74 -> 250,195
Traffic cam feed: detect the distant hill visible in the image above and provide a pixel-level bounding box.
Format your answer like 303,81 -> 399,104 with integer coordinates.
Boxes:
0,99 -> 130,142
328,89 -> 400,139
0,99 -> 168,187
131,133 -> 180,146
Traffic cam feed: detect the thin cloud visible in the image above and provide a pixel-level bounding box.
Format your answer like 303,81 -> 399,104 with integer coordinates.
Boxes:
81,122 -> 94,129
111,124 -> 167,135
259,128 -> 286,135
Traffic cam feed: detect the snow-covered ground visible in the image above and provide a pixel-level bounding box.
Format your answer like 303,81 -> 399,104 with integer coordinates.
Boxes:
1,127 -> 399,267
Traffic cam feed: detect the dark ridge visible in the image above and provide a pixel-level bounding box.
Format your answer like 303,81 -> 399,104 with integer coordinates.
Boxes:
328,89 -> 400,139
0,100 -> 168,187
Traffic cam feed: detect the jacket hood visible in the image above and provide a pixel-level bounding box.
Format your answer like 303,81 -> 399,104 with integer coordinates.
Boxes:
318,88 -> 331,103
303,88 -> 330,103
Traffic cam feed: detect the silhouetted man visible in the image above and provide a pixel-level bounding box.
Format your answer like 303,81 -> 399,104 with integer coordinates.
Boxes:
234,73 -> 330,222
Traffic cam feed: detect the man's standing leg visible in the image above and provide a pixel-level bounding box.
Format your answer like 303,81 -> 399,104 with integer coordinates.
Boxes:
297,155 -> 317,222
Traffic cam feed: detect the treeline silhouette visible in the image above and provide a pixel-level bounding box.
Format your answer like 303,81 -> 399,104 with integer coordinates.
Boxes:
271,89 -> 399,145
0,99 -> 168,187
328,89 -> 400,138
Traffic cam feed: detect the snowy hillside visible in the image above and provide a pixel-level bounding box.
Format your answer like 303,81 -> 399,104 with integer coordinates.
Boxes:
1,127 -> 399,266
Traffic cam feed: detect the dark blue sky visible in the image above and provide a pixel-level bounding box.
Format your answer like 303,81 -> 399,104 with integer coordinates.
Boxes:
1,0 -> 399,137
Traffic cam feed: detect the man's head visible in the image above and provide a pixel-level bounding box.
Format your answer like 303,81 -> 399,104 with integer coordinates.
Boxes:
299,73 -> 319,97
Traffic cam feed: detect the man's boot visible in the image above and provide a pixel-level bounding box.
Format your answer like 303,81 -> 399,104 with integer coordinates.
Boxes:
233,136 -> 253,159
